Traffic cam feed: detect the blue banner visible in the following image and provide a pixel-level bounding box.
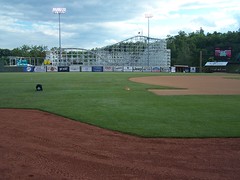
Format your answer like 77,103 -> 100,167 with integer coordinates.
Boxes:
23,66 -> 35,72
58,66 -> 69,72
92,66 -> 103,72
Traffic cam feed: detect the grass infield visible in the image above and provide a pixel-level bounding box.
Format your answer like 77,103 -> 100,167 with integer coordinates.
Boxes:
0,72 -> 240,138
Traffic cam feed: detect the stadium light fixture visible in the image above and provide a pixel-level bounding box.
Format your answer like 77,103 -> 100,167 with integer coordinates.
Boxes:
145,13 -> 153,67
52,8 -> 66,65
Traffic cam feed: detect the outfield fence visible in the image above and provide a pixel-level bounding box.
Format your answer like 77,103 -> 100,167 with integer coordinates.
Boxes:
29,65 -> 168,73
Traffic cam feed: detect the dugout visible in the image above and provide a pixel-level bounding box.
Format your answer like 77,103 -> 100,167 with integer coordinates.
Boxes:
204,62 -> 228,73
174,65 -> 189,73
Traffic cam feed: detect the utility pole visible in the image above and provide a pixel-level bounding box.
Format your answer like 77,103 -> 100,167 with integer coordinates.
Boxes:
200,51 -> 203,73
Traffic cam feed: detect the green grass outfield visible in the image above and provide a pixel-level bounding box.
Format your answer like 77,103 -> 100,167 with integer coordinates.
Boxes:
0,72 -> 240,138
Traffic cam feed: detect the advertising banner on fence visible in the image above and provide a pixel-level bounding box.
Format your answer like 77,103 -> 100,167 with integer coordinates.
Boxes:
70,65 -> 80,72
104,66 -> 113,72
190,67 -> 196,73
133,66 -> 143,72
58,66 -> 69,72
81,66 -> 92,72
34,66 -> 46,72
92,66 -> 103,72
142,66 -> 152,72
24,66 -> 35,72
47,66 -> 58,72
171,66 -> 176,73
123,66 -> 133,72
114,66 -> 123,72
152,66 -> 161,72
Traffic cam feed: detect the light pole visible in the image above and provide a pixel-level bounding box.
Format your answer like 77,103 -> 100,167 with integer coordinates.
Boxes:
145,13 -> 153,67
52,8 -> 66,65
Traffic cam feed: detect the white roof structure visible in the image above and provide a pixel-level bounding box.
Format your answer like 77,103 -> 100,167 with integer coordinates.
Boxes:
46,35 -> 171,69
205,62 -> 228,66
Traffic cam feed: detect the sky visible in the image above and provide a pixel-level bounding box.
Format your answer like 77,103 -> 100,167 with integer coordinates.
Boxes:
0,0 -> 239,50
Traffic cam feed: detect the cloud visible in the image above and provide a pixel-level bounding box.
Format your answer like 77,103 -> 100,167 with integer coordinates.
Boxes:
191,17 -> 216,27
0,0 -> 240,49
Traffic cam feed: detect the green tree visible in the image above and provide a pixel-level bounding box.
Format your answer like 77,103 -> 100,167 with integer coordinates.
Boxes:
12,45 -> 47,58
0,49 -> 11,57
167,29 -> 240,67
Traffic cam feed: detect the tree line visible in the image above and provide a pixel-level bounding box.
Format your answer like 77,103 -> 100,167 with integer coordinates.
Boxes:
0,45 -> 47,58
166,29 -> 240,66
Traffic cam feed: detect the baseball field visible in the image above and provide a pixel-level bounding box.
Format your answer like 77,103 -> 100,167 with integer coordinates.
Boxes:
0,72 -> 240,179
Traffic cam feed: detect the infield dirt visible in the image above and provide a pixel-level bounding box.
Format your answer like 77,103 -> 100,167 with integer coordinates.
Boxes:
1,109 -> 240,180
130,75 -> 240,95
